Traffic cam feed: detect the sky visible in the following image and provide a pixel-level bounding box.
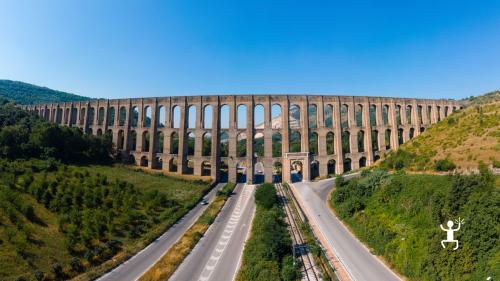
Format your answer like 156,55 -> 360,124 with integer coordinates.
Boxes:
0,0 -> 499,100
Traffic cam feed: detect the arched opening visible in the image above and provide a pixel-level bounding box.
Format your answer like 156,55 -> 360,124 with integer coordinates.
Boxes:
187,132 -> 195,156
420,127 -> 425,133
341,104 -> 349,130
132,107 -> 139,127
369,105 -> 377,126
324,104 -> 333,128
382,105 -> 389,125
87,128 -> 93,135
70,108 -> 77,125
359,157 -> 366,168
271,104 -> 282,129
237,105 -> 247,129
236,162 -> 247,183
237,133 -> 247,157
371,130 -> 379,151
188,105 -> 197,129
254,104 -> 264,129
155,157 -> 163,169
309,132 -> 318,155
144,106 -> 152,127
326,132 -> 335,155
409,128 -> 415,139
172,106 -> 180,128
201,161 -> 211,176
385,129 -> 392,149
254,132 -> 264,157
374,155 -> 381,162
88,107 -> 95,125
130,130 -> 137,151
107,107 -> 115,126
155,132 -> 164,153
98,107 -> 105,125
355,104 -> 363,127
308,104 -> 317,128
56,108 -> 63,124
203,132 -> 212,156
253,161 -> 264,184
357,130 -> 365,152
97,129 -> 103,136
437,106 -> 441,121
117,130 -> 125,150
395,105 -> 402,125
127,154 -> 136,165
142,131 -> 150,152
417,105 -> 423,124
310,160 -> 319,180
398,128 -> 404,145
289,131 -> 301,153
170,132 -> 179,154
289,104 -> 300,129
343,158 -> 352,173
140,156 -> 148,167
444,106 -> 449,117
342,131 -> 350,154
290,160 -> 303,183
327,159 -> 336,175
64,108 -> 70,124
219,161 -> 228,182
185,160 -> 194,174
406,105 -> 412,124
119,107 -> 127,126
272,132 -> 282,157
220,105 -> 230,129
204,105 -> 212,129
220,132 -> 229,157
273,162 -> 282,183
158,106 -> 166,127
169,158 -> 178,172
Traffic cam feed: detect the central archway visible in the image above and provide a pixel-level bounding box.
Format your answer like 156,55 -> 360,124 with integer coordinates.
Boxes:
290,160 -> 303,183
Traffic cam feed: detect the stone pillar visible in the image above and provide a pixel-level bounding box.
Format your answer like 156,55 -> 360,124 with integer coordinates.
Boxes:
300,99 -> 310,182
211,101 -> 221,181
263,98 -> 274,183
282,99 -> 291,183
246,100 -> 254,184
389,100 -> 399,150
123,100 -> 132,157
148,99 -> 158,169
228,99 -> 238,183
177,101 -> 187,174
363,101 -> 373,165
83,102 -> 90,134
333,100 -> 344,174
194,101 -> 203,176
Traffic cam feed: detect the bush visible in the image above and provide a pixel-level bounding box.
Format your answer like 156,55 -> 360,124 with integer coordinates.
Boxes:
254,183 -> 277,209
434,158 -> 456,171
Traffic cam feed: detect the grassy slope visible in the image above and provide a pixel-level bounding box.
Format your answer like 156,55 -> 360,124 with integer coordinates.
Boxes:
0,164 -> 209,281
386,97 -> 500,171
0,79 -> 89,104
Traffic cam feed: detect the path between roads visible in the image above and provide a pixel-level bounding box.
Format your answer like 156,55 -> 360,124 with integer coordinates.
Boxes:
292,177 -> 401,281
170,183 -> 256,281
97,183 -> 225,281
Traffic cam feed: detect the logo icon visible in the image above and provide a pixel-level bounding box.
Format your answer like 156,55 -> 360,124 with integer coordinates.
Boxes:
440,217 -> 464,250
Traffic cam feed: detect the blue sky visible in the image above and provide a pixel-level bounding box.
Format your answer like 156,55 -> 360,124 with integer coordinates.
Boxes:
0,0 -> 499,100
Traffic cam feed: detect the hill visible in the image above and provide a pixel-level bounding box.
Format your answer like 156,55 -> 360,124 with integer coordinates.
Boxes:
0,79 -> 89,105
381,95 -> 500,172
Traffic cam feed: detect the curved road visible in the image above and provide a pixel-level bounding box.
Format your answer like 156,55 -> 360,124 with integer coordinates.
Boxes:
292,177 -> 401,281
170,183 -> 255,281
98,183 -> 225,281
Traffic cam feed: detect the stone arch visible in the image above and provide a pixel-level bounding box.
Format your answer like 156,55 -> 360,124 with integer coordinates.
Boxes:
237,104 -> 247,129
254,132 -> 264,157
289,131 -> 301,153
220,131 -> 229,157
117,130 -> 125,150
385,129 -> 392,149
64,108 -> 70,124
253,161 -> 265,184
188,105 -> 197,129
324,104 -> 333,128
369,105 -> 377,126
406,105 -> 412,124
130,130 -> 137,151
220,105 -> 230,129
201,161 -> 211,176
119,106 -> 127,126
144,106 -> 152,127
308,104 -> 317,128
409,128 -> 415,140
187,132 -> 195,156
327,159 -> 336,175
357,130 -> 365,152
382,105 -> 389,125
158,105 -> 166,127
371,130 -> 379,151
154,156 -> 163,169
140,156 -> 148,167
56,107 -> 63,124
374,155 -> 381,162
172,106 -> 180,128
108,107 -> 115,126
289,104 -> 300,129
237,133 -> 247,157
359,157 -> 367,168
272,132 -> 282,157
273,161 -> 282,183
271,104 -> 282,129
88,107 -> 95,125
170,132 -> 179,154
341,104 -> 349,129
355,104 -> 363,127
341,130 -> 350,154
444,106 -> 449,117
290,160 -> 303,183
203,132 -> 212,156
326,132 -> 335,155
395,105 -> 402,125
427,106 -> 432,123
142,131 -> 150,152
156,132 -> 164,153
236,161 -> 247,183
98,107 -> 105,125
70,108 -> 78,125
219,160 -> 229,182
343,158 -> 352,173
398,128 -> 404,145
97,128 -> 103,136
417,105 -> 423,124
127,154 -> 136,165
185,159 -> 194,174
310,160 -> 319,180
254,104 -> 264,129
169,158 -> 178,172
309,132 -> 318,155
204,105 -> 212,129
436,106 -> 441,121
420,127 -> 425,133
131,106 -> 139,127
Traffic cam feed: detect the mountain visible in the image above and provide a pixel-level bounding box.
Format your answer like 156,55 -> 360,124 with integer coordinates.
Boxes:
0,79 -> 89,105
381,92 -> 500,172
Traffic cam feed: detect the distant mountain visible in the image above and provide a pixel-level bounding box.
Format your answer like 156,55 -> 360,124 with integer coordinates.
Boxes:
0,79 -> 89,105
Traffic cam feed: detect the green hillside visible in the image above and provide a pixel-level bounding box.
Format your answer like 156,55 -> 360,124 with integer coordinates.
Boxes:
0,79 -> 89,105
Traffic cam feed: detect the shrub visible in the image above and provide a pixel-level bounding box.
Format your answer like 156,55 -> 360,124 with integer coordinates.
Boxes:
434,158 -> 456,171
254,183 -> 277,209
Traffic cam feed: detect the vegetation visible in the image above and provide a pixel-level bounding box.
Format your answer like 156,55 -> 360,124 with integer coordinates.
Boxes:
331,168 -> 499,281
139,182 -> 236,281
237,183 -> 297,281
380,99 -> 500,171
0,79 -> 88,105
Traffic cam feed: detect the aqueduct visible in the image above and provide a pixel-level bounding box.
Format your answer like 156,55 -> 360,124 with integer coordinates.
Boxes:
26,95 -> 461,183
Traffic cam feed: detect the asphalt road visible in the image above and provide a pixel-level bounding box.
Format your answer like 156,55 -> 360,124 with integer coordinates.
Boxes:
97,183 -> 225,281
170,183 -> 256,281
293,177 -> 401,281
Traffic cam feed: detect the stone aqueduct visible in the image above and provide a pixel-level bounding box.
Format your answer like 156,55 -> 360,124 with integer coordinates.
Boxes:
26,95 -> 461,183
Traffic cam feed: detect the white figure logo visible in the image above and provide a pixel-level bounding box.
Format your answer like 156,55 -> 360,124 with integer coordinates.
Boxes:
440,217 -> 464,250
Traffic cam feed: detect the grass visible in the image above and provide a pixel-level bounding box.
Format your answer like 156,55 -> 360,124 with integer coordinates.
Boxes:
139,182 -> 236,281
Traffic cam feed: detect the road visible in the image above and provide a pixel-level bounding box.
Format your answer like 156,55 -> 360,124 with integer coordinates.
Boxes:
170,183 -> 256,281
292,177 -> 401,281
97,183 -> 225,281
